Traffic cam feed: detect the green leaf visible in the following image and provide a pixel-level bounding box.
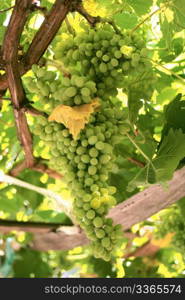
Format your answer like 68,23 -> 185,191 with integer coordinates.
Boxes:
31,210 -> 71,225
13,249 -> 52,278
157,87 -> 178,104
126,0 -> 153,15
128,129 -> 185,190
114,12 -> 138,29
128,89 -> 143,124
163,94 -> 185,133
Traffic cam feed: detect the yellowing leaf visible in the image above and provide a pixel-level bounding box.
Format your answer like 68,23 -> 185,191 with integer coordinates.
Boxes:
48,99 -> 100,139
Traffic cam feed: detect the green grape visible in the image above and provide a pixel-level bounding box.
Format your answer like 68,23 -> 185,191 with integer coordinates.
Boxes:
51,148 -> 60,157
111,58 -> 118,67
90,198 -> 101,209
95,141 -> 105,150
86,128 -> 94,137
83,194 -> 92,202
71,140 -> 78,147
83,203 -> 91,211
33,125 -> 43,135
78,162 -> 86,170
76,146 -> 86,155
74,156 -> 81,164
86,209 -> 96,220
99,63 -> 108,73
99,174 -> 108,181
81,154 -> 90,163
67,152 -> 75,160
88,166 -> 97,175
64,138 -> 71,146
81,87 -> 91,97
88,136 -> 98,145
118,124 -> 130,134
96,50 -> 103,57
90,184 -> 99,192
93,217 -> 103,228
85,177 -> 94,186
95,229 -> 105,239
100,154 -> 110,164
81,139 -> 88,147
114,50 -> 122,59
74,95 -> 82,105
89,148 -> 98,158
102,237 -> 111,248
108,186 -> 117,195
90,158 -> 98,166
102,55 -> 110,62
65,87 -> 77,97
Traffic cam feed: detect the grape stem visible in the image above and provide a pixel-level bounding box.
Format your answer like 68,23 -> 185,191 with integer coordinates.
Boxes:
73,2 -> 121,34
46,59 -> 71,78
126,133 -> 155,170
101,18 -> 122,35
73,2 -> 100,26
131,2 -> 172,33
9,159 -> 63,181
0,171 -> 75,223
150,59 -> 185,83
0,6 -> 15,14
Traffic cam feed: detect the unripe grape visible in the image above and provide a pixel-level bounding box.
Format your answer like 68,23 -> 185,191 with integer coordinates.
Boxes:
86,209 -> 95,220
93,217 -> 103,228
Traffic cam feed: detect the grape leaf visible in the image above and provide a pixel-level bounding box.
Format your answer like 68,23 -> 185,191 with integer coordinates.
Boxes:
162,94 -> 185,134
48,99 -> 100,139
128,89 -> 143,124
126,0 -> 153,16
113,12 -> 138,29
160,1 -> 185,48
128,129 -> 185,190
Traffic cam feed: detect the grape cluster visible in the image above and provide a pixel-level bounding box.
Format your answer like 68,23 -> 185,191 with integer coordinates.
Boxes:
55,25 -> 154,99
33,100 -> 129,260
30,24 -> 155,260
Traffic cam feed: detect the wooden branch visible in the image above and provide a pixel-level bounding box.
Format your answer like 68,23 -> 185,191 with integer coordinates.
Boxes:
74,3 -> 100,26
0,172 -> 72,219
1,167 -> 185,251
23,0 -> 73,71
0,219 -> 61,234
23,105 -> 48,117
32,163 -> 63,180
2,0 -> 35,168
0,0 -> 73,92
9,159 -> 63,180
0,6 -> 15,14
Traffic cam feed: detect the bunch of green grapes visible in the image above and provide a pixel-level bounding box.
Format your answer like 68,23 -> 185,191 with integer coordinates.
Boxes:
54,24 -> 154,99
156,205 -> 185,255
33,98 -> 130,260
29,24 -> 156,261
